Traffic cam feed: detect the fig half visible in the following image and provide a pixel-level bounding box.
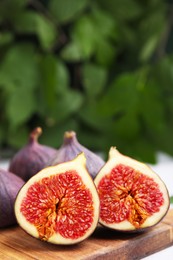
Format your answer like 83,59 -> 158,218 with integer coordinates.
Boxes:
15,153 -> 99,245
94,147 -> 170,232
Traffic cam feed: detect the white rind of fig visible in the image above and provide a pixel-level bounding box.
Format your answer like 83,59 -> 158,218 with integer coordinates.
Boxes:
15,153 -> 100,244
94,147 -> 170,231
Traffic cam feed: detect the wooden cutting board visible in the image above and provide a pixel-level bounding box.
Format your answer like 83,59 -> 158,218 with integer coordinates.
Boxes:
0,209 -> 173,260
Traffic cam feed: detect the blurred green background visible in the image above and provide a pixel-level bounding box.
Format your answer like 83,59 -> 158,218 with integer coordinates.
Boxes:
0,0 -> 173,163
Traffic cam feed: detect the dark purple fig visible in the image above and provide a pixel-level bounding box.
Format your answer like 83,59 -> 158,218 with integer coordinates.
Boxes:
9,127 -> 58,181
0,168 -> 25,228
48,131 -> 105,179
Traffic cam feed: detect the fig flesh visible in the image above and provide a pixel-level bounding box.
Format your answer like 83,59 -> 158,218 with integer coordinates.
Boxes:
0,168 -> 25,228
15,153 -> 100,245
94,147 -> 170,232
49,131 -> 105,179
9,127 -> 57,181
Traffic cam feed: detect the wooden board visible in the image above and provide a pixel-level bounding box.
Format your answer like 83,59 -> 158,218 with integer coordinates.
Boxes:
0,210 -> 173,260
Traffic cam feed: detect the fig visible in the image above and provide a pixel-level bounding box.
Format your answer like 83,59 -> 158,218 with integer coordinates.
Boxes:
49,131 -> 105,179
15,153 -> 100,245
0,168 -> 25,228
94,147 -> 170,232
9,127 -> 57,181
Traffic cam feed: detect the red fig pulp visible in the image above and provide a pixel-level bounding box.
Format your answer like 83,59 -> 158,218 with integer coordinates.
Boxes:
48,131 -> 105,179
94,147 -> 170,232
9,127 -> 57,181
15,153 -> 100,245
0,168 -> 25,228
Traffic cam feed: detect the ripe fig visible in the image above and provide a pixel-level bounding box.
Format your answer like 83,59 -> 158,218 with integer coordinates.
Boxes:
9,127 -> 57,181
15,153 -> 100,245
94,147 -> 170,232
48,131 -> 105,179
0,168 -> 25,228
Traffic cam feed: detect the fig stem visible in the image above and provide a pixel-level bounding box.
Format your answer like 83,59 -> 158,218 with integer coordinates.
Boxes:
63,131 -> 76,144
29,127 -> 42,143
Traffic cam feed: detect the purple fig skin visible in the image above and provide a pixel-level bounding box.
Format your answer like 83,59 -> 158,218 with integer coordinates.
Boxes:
9,127 -> 58,181
48,131 -> 105,179
0,168 -> 25,228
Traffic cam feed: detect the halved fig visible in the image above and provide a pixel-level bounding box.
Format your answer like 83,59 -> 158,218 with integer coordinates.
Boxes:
15,153 -> 99,244
94,147 -> 170,232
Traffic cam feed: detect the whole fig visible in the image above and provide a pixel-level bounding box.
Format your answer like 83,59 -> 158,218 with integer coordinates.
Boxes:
48,131 -> 105,179
0,168 -> 24,228
9,127 -> 58,181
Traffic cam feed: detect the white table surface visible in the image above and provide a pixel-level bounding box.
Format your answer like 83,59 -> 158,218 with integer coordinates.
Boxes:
143,152 -> 173,259
0,152 -> 173,259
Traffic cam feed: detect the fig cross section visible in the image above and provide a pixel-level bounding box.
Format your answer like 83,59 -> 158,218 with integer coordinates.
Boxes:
15,153 -> 100,245
94,147 -> 170,232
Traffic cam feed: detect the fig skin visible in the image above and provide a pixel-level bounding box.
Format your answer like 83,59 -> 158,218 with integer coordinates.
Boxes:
9,127 -> 58,181
0,168 -> 25,228
94,147 -> 170,232
15,153 -> 100,245
48,130 -> 105,179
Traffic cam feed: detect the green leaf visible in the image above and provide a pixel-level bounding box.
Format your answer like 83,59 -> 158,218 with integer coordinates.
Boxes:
0,0 -> 27,20
97,72 -> 140,117
14,11 -> 38,33
95,40 -> 116,66
98,0 -> 142,21
49,0 -> 89,23
118,25 -> 136,47
91,7 -> 117,38
53,91 -> 83,122
7,126 -> 29,148
139,79 -> 166,134
139,9 -> 166,41
140,36 -> 159,62
39,54 -> 57,111
79,100 -> 112,132
0,126 -> 5,146
62,12 -> 116,62
0,43 -> 38,92
82,63 -> 107,97
0,44 -> 38,128
125,138 -> 157,163
153,57 -> 173,93
6,87 -> 36,128
61,42 -> 82,61
152,125 -> 173,156
72,15 -> 97,59
14,11 -> 57,50
36,14 -> 57,50
0,32 -> 14,46
56,60 -> 69,94
114,111 -> 140,140
71,11 -> 116,61
37,57 -> 70,117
